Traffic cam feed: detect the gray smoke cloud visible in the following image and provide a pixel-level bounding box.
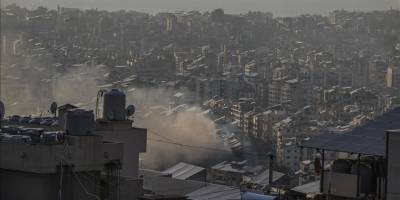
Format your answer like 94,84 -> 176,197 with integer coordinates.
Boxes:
0,58 -> 105,115
126,87 -> 229,170
1,53 -> 229,170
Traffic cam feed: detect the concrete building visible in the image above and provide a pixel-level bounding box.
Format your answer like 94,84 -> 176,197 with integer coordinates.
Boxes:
250,112 -> 265,139
195,78 -> 211,103
133,52 -> 176,82
165,14 -> 177,32
386,65 -> 400,89
276,137 -> 301,172
281,79 -> 311,110
242,169 -> 288,191
269,78 -> 311,110
0,89 -> 147,200
369,60 -> 387,86
244,60 -> 259,82
230,98 -> 255,130
0,131 -> 122,200
268,80 -> 283,106
273,117 -> 306,171
208,160 -> 263,187
266,109 -> 288,136
300,107 -> 400,199
243,111 -> 255,136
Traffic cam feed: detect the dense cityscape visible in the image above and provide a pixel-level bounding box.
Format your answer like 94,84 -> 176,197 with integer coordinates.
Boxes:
1,3 -> 400,200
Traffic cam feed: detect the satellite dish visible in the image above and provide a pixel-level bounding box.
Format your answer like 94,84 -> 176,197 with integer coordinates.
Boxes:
0,101 -> 4,120
126,105 -> 135,117
50,102 -> 57,115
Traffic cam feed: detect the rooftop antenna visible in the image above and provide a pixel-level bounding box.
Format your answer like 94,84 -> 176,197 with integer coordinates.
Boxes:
50,102 -> 57,117
0,100 -> 5,128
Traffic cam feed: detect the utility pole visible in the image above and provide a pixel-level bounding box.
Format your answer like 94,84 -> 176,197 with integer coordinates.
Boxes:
0,100 -> 5,129
268,152 -> 274,194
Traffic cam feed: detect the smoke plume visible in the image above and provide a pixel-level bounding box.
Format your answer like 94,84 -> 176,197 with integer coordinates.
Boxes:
1,53 -> 229,170
127,87 -> 229,170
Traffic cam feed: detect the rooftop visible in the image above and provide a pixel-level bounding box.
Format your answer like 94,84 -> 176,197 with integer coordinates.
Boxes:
243,169 -> 286,187
186,184 -> 240,200
211,160 -> 263,174
291,181 -> 320,195
162,162 -> 205,180
301,107 -> 400,156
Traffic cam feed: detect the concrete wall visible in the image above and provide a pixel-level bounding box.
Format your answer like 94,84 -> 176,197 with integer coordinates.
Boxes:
0,142 -> 64,173
208,169 -> 243,186
0,170 -> 58,200
387,131 -> 400,200
120,178 -> 144,200
0,135 -> 124,200
323,171 -> 358,198
0,169 -> 101,200
96,120 -> 147,178
0,135 -> 116,173
143,176 -> 204,196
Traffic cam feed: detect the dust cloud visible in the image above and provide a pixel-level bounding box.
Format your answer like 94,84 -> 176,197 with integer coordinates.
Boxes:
127,87 -> 230,170
1,54 -> 230,169
0,60 -> 105,115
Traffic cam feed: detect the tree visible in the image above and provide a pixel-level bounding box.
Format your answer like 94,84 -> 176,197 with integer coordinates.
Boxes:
211,8 -> 225,23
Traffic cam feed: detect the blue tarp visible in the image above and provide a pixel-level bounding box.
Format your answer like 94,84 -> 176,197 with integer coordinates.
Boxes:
242,192 -> 277,200
300,107 -> 400,156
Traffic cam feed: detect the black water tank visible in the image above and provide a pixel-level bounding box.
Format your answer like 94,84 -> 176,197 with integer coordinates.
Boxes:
65,109 -> 95,135
103,89 -> 126,121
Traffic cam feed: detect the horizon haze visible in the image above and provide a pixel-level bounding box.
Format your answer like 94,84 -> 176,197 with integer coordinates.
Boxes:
2,0 -> 399,16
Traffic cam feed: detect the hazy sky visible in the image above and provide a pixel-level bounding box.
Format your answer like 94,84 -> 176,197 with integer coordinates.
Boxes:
2,0 -> 399,16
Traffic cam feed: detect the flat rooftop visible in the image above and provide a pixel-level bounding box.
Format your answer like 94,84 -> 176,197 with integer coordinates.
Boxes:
300,107 -> 400,156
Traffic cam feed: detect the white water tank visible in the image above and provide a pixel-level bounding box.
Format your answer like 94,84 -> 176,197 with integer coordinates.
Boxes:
103,89 -> 126,121
65,109 -> 95,135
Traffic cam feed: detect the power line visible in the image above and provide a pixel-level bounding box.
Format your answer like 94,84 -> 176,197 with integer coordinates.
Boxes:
76,171 -> 106,190
60,157 -> 107,190
148,138 -> 233,154
70,164 -> 101,200
148,129 -> 180,143
147,129 -> 272,158
57,135 -> 259,198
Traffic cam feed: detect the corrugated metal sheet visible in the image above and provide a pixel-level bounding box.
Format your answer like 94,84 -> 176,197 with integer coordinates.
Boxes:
291,181 -> 319,194
186,184 -> 241,200
162,162 -> 205,180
